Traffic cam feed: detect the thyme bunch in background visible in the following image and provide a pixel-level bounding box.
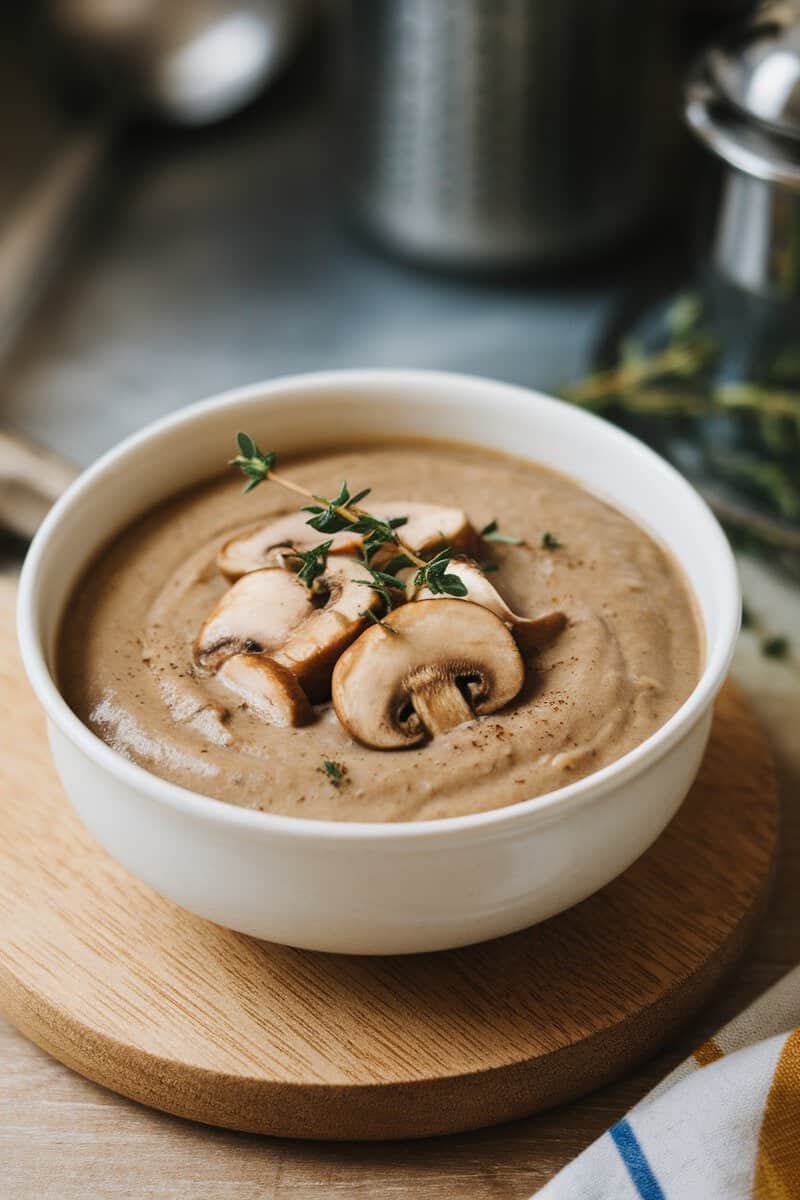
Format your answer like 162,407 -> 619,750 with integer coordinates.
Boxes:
562,292 -> 800,531
741,602 -> 794,664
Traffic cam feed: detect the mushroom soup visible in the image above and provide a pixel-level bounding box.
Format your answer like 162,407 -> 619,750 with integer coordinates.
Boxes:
59,441 -> 702,821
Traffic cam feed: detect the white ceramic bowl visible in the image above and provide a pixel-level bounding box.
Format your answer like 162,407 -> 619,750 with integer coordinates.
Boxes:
18,370 -> 740,955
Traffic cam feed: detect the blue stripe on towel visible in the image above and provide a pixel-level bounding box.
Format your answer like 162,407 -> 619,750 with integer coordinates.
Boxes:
610,1119 -> 666,1200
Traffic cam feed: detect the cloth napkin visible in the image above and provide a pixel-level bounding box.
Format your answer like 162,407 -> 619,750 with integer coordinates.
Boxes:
536,965 -> 800,1199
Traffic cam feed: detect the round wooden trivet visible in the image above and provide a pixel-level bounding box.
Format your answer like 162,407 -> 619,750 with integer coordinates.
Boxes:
0,580 -> 778,1140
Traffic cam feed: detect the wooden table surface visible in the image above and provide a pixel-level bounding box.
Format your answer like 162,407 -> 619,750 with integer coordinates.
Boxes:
2,556 -> 799,1199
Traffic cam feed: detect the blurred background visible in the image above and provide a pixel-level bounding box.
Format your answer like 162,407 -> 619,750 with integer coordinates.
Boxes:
2,0 -> 800,576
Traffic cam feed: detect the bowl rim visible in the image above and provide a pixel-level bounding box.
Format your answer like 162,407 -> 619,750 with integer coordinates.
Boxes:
18,368 -> 740,843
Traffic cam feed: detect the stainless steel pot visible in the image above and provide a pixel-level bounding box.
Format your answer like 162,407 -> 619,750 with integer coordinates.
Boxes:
339,0 -> 710,270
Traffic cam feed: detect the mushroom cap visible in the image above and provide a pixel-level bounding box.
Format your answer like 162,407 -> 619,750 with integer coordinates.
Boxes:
273,557 -> 382,701
195,558 -> 383,705
373,502 -> 476,564
217,654 -> 313,727
194,568 -> 313,671
218,502 -> 476,581
332,599 -> 525,750
218,514 -> 364,581
411,558 -> 566,654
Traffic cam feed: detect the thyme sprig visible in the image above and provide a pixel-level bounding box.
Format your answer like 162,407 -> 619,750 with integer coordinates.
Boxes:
230,434 -> 467,598
481,519 -> 523,546
303,481 -> 410,564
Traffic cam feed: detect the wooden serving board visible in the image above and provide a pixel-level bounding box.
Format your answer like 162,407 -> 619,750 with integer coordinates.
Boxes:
0,576 -> 778,1141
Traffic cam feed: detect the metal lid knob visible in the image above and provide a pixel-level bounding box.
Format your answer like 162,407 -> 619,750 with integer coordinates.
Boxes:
708,0 -> 800,139
685,1 -> 800,190
685,4 -> 800,295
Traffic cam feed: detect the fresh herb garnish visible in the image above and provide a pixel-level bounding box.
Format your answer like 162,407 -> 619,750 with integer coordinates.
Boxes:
541,531 -> 562,549
231,433 -> 277,493
481,519 -> 523,546
281,540 -> 332,587
353,565 -> 407,612
230,435 -> 469,602
305,484 -> 409,564
320,758 -> 348,787
383,553 -> 416,574
413,547 -> 468,596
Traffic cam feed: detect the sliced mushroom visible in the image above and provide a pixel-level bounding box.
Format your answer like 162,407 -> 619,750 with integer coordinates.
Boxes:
195,557 -> 383,709
194,568 -> 313,672
273,557 -> 383,701
380,502 -> 477,562
217,655 -> 313,727
218,502 -> 476,581
332,599 -> 525,749
409,558 -> 566,654
511,609 -> 568,655
218,514 -> 364,581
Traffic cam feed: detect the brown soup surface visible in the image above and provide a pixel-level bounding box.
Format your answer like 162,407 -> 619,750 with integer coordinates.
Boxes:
59,441 -> 702,821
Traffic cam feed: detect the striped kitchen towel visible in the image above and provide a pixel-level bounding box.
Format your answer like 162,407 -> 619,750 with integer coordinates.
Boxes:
536,965 -> 800,1199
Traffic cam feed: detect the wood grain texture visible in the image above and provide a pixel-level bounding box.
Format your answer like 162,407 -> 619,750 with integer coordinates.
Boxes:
0,579 -> 778,1146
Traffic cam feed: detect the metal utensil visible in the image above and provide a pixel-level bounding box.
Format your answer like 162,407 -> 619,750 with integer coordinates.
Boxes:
571,2 -> 800,578
45,0 -> 314,126
0,0 -> 314,535
0,0 -> 314,342
708,0 -> 800,139
686,0 -> 800,297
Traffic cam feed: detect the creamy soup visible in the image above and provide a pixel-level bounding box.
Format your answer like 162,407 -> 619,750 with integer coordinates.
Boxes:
59,441 -> 702,821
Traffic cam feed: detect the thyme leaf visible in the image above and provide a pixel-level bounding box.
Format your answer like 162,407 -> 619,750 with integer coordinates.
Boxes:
320,758 -> 348,787
352,565 -> 406,613
413,548 -> 468,597
481,519 -> 523,545
281,540 -> 332,588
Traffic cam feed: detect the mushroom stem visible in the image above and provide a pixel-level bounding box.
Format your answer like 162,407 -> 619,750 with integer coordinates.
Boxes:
332,600 -> 525,749
411,676 -> 474,735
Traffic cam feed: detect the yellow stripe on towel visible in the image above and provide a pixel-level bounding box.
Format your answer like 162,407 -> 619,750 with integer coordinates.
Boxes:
753,1029 -> 800,1199
693,1038 -> 723,1067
